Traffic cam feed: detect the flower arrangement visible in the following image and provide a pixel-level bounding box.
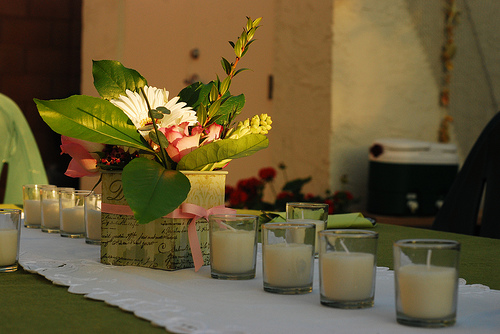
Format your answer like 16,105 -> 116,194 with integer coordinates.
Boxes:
225,164 -> 355,214
35,17 -> 271,224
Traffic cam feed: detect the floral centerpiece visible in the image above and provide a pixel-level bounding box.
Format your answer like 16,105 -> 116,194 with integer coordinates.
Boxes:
34,17 -> 271,270
35,17 -> 269,224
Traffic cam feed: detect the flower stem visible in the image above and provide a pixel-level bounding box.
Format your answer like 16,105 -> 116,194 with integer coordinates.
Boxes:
141,87 -> 169,169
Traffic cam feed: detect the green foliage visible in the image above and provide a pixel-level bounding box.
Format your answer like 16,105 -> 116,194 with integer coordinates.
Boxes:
34,96 -> 151,152
122,158 -> 191,224
177,134 -> 269,171
92,60 -> 147,100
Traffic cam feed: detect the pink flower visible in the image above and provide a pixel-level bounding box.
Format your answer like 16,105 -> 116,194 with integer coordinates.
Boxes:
161,122 -> 202,163
203,123 -> 223,144
60,136 -> 104,177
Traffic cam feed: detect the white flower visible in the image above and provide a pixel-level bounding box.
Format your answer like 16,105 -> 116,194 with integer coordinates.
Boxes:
110,85 -> 197,137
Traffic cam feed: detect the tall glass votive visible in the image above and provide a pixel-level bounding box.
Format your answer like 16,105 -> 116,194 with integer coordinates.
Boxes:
41,187 -> 74,233
84,193 -> 102,245
60,190 -> 91,238
394,239 -> 460,328
22,184 -> 56,228
319,229 -> 378,309
262,222 -> 316,294
209,214 -> 258,280
286,202 -> 328,256
0,209 -> 22,272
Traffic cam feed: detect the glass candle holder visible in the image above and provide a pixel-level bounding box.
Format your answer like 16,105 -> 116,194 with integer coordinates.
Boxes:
0,209 -> 22,272
60,190 -> 92,238
262,222 -> 316,294
394,239 -> 460,328
286,202 -> 328,256
209,214 -> 258,280
84,193 -> 102,245
319,229 -> 378,309
22,184 -> 56,228
41,187 -> 74,233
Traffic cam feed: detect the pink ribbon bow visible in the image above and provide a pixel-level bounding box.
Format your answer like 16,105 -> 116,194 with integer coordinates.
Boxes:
101,202 -> 235,271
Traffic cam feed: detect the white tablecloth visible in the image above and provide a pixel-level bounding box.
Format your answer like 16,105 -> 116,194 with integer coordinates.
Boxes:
19,227 -> 500,334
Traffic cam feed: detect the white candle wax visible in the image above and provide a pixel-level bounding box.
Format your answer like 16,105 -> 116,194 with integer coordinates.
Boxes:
61,206 -> 85,233
0,229 -> 18,266
24,199 -> 41,225
42,199 -> 60,228
264,243 -> 313,287
398,264 -> 457,319
321,252 -> 374,300
211,229 -> 255,273
86,209 -> 101,240
288,219 -> 324,253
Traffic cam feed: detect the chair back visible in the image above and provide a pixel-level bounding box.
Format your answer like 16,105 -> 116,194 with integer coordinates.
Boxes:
0,93 -> 48,204
433,112 -> 500,239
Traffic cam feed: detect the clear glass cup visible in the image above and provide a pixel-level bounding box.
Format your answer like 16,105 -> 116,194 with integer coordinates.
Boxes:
319,229 -> 378,308
209,214 -> 258,280
41,187 -> 74,233
84,193 -> 102,245
394,239 -> 460,328
286,202 -> 328,256
60,190 -> 92,238
0,209 -> 22,272
262,222 -> 316,294
22,184 -> 56,228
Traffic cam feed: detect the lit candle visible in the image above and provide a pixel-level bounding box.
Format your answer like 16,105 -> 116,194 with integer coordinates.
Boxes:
41,199 -> 60,228
321,252 -> 374,301
0,229 -> 18,266
398,264 -> 457,319
211,229 -> 255,274
85,209 -> 102,241
61,206 -> 85,234
264,243 -> 313,287
24,199 -> 41,225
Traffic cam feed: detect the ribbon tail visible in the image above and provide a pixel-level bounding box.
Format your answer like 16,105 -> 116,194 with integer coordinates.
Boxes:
188,217 -> 204,272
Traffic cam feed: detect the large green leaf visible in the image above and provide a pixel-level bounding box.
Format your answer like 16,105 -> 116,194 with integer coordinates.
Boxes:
35,95 -> 151,151
122,158 -> 191,224
92,60 -> 148,100
177,134 -> 269,170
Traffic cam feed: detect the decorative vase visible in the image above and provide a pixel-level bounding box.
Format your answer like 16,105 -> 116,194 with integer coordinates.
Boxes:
100,170 -> 228,270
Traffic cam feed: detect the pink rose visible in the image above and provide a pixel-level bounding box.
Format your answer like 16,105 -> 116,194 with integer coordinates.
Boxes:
60,136 -> 104,177
161,122 -> 202,163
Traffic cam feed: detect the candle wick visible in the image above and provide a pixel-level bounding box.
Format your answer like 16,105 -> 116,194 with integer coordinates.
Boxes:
340,239 -> 350,253
426,249 -> 432,268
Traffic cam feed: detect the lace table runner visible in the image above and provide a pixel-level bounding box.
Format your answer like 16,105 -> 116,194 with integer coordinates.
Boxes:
19,227 -> 500,334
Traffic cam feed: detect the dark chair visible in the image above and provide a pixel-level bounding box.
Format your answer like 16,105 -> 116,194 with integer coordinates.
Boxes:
433,111 -> 500,239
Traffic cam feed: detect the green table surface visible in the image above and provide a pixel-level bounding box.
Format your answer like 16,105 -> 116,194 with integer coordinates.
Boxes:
1,223 -> 499,333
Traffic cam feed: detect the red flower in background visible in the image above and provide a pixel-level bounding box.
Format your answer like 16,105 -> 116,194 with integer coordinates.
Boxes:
229,189 -> 249,207
258,167 -> 276,182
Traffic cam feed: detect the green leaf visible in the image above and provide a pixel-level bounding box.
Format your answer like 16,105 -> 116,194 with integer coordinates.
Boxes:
197,103 -> 207,126
155,106 -> 171,114
283,177 -> 312,193
207,98 -> 222,117
221,57 -> 232,75
150,109 -> 164,119
220,77 -> 231,96
177,134 -> 269,171
149,129 -> 169,148
209,84 -> 219,102
216,94 -> 245,124
246,17 -> 253,31
233,68 -> 251,77
178,81 -> 204,107
228,41 -> 235,48
34,95 -> 151,151
253,17 -> 262,27
234,37 -> 243,58
92,60 -> 147,100
122,158 -> 191,224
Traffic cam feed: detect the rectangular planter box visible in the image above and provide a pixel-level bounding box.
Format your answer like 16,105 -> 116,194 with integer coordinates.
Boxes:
100,171 -> 227,270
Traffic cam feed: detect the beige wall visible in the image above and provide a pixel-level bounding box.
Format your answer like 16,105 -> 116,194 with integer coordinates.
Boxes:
81,0 -> 500,210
